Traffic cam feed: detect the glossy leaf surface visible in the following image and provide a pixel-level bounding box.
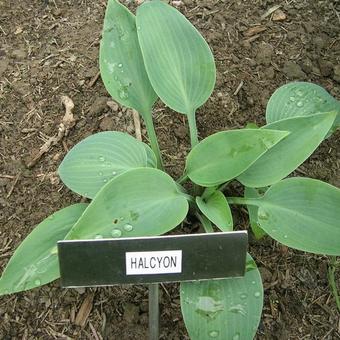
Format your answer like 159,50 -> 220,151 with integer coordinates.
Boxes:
0,204 -> 87,295
196,191 -> 233,231
100,0 -> 157,115
136,0 -> 215,115
181,254 -> 263,340
66,168 -> 189,240
186,129 -> 289,187
266,82 -> 340,133
58,132 -> 155,199
250,178 -> 340,255
238,112 -> 337,188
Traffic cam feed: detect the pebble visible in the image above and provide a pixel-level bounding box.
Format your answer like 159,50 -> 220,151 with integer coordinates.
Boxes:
256,42 -> 273,66
99,116 -> 115,131
282,61 -> 306,79
318,59 -> 333,77
88,96 -> 110,116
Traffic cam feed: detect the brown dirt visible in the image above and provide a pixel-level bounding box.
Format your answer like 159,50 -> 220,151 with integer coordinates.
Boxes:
0,0 -> 339,339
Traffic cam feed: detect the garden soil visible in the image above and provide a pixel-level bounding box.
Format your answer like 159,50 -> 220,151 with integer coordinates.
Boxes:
0,0 -> 340,339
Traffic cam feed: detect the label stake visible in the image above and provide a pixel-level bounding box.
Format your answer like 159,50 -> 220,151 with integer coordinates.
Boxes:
149,283 -> 159,340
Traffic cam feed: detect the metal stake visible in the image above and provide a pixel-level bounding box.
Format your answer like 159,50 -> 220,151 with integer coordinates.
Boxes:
149,283 -> 159,340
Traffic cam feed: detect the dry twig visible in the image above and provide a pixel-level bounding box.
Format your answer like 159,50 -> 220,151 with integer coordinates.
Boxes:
132,109 -> 142,141
26,96 -> 76,168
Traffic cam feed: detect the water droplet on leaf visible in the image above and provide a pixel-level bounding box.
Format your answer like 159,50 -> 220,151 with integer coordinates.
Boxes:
228,304 -> 247,316
233,333 -> 240,340
98,171 -> 103,176
209,330 -> 219,338
99,156 -> 105,162
111,229 -> 122,238
258,210 -> 269,220
118,89 -> 129,99
95,234 -> 103,239
296,101 -> 304,107
240,293 -> 247,299
112,171 -> 117,176
123,224 -> 133,232
254,292 -> 261,298
34,279 -> 41,286
289,96 -> 295,102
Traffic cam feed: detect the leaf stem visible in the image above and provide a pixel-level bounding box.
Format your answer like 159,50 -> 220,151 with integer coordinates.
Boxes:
142,110 -> 164,171
177,173 -> 189,185
187,110 -> 199,148
196,212 -> 214,233
328,256 -> 340,313
227,197 -> 259,206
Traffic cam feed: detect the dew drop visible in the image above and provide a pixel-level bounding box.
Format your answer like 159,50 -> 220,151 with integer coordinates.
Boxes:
34,279 -> 41,286
103,178 -> 108,183
228,304 -> 247,316
98,171 -> 103,176
232,333 -> 240,340
296,101 -> 304,107
252,281 -> 256,284
289,96 -> 296,102
137,26 -> 141,30
296,89 -> 304,97
111,229 -> 122,238
83,192 -> 88,197
112,171 -> 117,176
271,229 -> 277,233
118,63 -> 123,68
240,293 -> 247,299
284,235 -> 288,239
95,234 -> 103,239
119,89 -> 129,99
254,292 -> 261,298
209,330 -> 219,338
99,156 -> 105,162
110,41 -> 115,48
123,224 -> 133,232
114,76 -> 118,81
258,210 -> 269,220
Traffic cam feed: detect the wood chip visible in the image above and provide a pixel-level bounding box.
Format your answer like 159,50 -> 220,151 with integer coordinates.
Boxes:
261,5 -> 281,20
243,25 -> 267,37
74,293 -> 94,327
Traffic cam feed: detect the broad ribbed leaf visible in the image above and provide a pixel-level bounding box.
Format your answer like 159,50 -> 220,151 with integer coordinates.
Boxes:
136,1 -> 215,115
244,187 -> 267,239
196,191 -> 233,231
58,132 -> 155,199
186,129 -> 289,187
0,204 -> 87,295
266,82 -> 340,133
66,168 -> 189,240
181,254 -> 263,340
238,112 -> 337,188
247,178 -> 340,255
100,0 -> 157,115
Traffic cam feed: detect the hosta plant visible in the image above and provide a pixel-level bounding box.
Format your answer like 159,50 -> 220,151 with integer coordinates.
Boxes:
1,1 -> 340,339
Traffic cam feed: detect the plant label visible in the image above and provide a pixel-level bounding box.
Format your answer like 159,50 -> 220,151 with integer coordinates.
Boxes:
58,231 -> 248,287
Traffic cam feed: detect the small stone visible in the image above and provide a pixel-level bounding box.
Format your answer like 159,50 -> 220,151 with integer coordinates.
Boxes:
107,100 -> 119,112
88,96 -> 110,116
282,61 -> 306,79
258,267 -> 272,283
318,60 -> 333,77
301,59 -> 313,74
174,125 -> 187,139
99,116 -> 115,131
272,9 -> 286,21
333,65 -> 340,83
256,42 -> 273,66
303,22 -> 314,33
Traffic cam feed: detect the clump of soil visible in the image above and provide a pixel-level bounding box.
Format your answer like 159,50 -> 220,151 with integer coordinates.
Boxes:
0,0 -> 339,339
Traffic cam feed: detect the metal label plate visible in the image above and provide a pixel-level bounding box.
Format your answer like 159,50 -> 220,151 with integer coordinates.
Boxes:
58,231 -> 248,287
